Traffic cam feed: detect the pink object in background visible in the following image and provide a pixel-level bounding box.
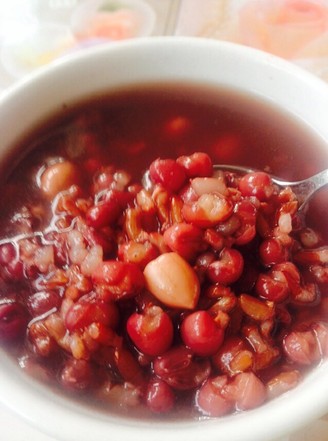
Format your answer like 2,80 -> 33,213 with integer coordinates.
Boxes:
237,0 -> 328,59
70,0 -> 156,42
73,9 -> 142,40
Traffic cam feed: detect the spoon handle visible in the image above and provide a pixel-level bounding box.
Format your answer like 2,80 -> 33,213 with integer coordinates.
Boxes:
273,169 -> 328,205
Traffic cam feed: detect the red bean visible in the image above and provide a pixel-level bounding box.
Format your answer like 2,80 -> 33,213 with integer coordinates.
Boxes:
226,372 -> 266,411
86,199 -> 122,229
60,358 -> 94,391
0,302 -> 28,341
196,376 -> 233,417
182,194 -> 233,228
164,116 -> 190,138
27,290 -> 62,317
238,172 -> 275,201
234,199 -> 258,225
118,240 -> 159,269
146,379 -> 175,413
179,182 -> 198,204
256,272 -> 289,303
212,337 -> 254,376
267,370 -> 300,399
273,262 -> 301,295
149,158 -> 187,193
259,238 -> 289,266
313,322 -> 328,357
0,243 -> 16,265
65,296 -> 119,332
233,200 -> 258,245
153,346 -> 211,390
92,261 -> 145,301
203,228 -> 224,251
86,190 -> 134,229
294,247 -> 328,266
216,214 -> 241,237
180,311 -> 224,356
82,226 -> 115,257
28,321 -> 57,357
2,258 -> 24,281
127,306 -> 173,356
207,248 -> 244,285
283,330 -> 320,365
163,222 -> 204,261
177,152 -> 213,178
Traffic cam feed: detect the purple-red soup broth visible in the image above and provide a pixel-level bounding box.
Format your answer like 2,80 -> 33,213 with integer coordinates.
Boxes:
0,83 -> 327,420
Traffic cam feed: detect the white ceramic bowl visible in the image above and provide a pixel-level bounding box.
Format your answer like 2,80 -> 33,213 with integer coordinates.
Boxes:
0,37 -> 328,441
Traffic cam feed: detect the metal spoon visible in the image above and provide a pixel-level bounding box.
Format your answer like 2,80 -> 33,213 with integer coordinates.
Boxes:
214,165 -> 328,211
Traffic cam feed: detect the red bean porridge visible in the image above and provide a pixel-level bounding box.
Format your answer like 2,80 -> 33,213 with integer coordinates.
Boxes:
0,84 -> 327,419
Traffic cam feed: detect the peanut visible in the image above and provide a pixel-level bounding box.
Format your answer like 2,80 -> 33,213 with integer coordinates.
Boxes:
39,160 -> 80,198
143,252 -> 200,309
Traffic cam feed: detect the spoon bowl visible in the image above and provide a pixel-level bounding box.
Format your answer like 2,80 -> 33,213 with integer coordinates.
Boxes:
214,165 -> 328,211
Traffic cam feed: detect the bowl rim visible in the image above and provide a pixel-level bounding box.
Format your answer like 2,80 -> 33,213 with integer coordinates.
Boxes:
0,36 -> 328,441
